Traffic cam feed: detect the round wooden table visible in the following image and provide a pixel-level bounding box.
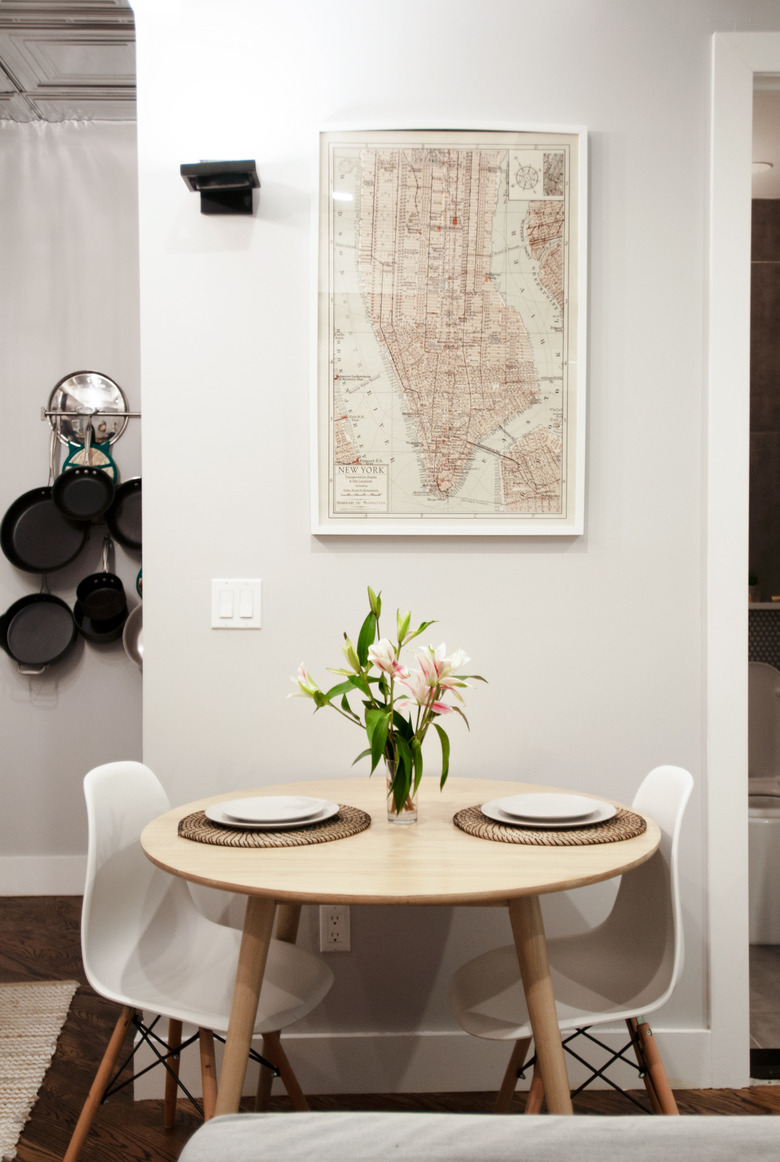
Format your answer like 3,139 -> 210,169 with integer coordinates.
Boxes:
141,777 -> 660,1116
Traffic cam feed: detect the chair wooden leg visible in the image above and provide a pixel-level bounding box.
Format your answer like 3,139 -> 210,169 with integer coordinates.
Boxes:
524,1067 -> 545,1114
64,1005 -> 135,1162
198,1029 -> 218,1121
163,1018 -> 183,1128
261,1030 -> 309,1111
494,1037 -> 532,1113
255,1052 -> 275,1111
627,1018 -> 679,1115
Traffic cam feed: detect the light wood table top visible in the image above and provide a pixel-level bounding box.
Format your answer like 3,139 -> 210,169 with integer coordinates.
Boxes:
141,777 -> 660,907
141,776 -> 660,1118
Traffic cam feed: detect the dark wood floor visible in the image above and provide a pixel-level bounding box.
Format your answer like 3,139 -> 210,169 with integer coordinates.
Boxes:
1,897 -> 779,1162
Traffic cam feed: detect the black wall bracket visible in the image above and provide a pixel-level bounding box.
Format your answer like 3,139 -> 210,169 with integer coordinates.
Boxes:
180,160 -> 260,215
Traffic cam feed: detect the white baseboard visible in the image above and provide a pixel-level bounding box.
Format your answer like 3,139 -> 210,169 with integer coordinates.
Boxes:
0,856 -> 86,895
134,1027 -> 715,1101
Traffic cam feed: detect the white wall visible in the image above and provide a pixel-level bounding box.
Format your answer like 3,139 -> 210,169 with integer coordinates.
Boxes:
129,0 -> 780,1094
0,121 -> 142,893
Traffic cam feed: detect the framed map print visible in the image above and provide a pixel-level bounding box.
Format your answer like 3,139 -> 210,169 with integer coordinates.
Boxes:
313,127 -> 587,535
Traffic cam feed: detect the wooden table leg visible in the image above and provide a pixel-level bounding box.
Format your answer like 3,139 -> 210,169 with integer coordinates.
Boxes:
274,902 -> 302,944
508,895 -> 573,1115
214,895 -> 277,1116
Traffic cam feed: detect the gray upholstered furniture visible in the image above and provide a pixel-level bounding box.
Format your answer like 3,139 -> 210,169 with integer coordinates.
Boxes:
178,1111 -> 780,1161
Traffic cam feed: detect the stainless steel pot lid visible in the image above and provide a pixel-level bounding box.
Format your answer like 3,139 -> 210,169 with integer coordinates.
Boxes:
47,371 -> 129,446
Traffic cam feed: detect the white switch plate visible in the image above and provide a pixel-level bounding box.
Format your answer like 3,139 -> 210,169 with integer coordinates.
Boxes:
211,579 -> 262,629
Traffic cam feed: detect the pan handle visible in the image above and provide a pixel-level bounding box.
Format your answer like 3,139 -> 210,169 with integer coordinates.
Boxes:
47,427 -> 58,486
17,662 -> 46,676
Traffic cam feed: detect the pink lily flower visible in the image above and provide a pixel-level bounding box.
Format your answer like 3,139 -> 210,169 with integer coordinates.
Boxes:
397,664 -> 455,713
415,644 -> 470,689
368,638 -> 408,678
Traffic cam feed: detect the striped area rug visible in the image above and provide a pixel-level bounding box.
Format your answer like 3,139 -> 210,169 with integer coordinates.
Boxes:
0,980 -> 78,1160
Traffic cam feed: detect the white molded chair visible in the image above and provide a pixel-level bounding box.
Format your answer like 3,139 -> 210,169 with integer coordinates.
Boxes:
65,761 -> 334,1161
449,765 -> 693,1115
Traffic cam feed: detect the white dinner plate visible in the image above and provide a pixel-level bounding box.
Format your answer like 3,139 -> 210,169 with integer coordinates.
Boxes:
494,793 -> 601,821
205,801 -> 340,831
481,799 -> 617,829
220,796 -> 330,823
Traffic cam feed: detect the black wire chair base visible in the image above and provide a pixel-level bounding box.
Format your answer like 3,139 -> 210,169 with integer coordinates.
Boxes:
102,1012 -> 280,1119
518,1025 -> 653,1113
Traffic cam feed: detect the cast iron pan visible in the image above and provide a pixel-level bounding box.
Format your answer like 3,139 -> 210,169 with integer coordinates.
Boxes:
74,601 -> 128,644
0,487 -> 89,573
105,477 -> 142,550
76,537 -> 126,621
0,593 -> 77,674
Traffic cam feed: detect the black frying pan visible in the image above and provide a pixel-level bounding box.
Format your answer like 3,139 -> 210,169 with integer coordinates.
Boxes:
76,536 -> 126,621
0,593 -> 77,674
74,600 -> 128,644
105,477 -> 142,550
53,464 -> 114,522
0,487 -> 89,573
52,423 -> 115,522
1,430 -> 89,573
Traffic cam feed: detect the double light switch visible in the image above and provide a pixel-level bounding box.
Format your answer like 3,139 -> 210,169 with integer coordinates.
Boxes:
211,579 -> 262,629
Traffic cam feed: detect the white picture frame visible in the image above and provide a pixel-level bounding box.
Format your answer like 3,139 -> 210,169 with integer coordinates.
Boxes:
313,126 -> 587,536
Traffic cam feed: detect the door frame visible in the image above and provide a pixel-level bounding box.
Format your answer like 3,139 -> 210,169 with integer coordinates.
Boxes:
708,32 -> 780,1085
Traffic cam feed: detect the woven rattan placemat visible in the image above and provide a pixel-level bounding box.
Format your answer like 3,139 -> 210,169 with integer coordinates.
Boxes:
178,804 -> 371,848
453,805 -> 646,846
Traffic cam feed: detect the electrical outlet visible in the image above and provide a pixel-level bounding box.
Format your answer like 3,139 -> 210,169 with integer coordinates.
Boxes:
319,904 -> 350,951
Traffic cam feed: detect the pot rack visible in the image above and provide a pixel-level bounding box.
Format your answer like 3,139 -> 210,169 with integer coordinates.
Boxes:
40,371 -> 140,446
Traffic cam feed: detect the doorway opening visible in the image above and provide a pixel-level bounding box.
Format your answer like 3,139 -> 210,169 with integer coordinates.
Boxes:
747,76 -> 780,1081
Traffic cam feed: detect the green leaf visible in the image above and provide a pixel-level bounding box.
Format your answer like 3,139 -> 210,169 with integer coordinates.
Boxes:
411,736 -> 424,795
323,679 -> 357,701
405,618 -> 437,644
364,706 -> 385,741
395,732 -> 412,773
388,739 -> 413,813
356,610 -> 377,666
391,709 -> 414,740
367,709 -> 391,772
435,723 -> 450,788
348,672 -> 373,698
450,705 -> 470,730
351,747 -> 371,766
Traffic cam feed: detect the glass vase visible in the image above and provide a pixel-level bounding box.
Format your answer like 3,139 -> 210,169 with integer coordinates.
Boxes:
385,760 -> 418,824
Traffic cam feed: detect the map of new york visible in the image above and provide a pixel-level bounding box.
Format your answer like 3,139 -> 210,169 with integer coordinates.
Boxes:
323,132 -> 577,523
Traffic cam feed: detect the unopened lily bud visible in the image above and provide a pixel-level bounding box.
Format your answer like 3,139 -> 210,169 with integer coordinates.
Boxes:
342,635 -> 361,672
